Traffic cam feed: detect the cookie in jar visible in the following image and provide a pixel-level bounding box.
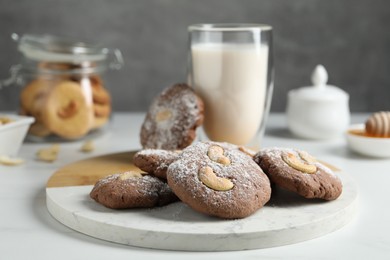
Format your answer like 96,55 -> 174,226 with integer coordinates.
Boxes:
8,34 -> 123,140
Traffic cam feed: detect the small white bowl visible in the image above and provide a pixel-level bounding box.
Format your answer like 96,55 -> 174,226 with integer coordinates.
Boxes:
0,114 -> 35,156
346,124 -> 390,158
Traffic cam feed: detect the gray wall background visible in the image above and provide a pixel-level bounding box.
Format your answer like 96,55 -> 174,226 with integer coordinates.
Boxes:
0,0 -> 389,112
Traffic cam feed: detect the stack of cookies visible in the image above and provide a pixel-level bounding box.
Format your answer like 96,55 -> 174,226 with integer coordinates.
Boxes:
90,83 -> 343,219
91,141 -> 343,219
20,62 -> 111,140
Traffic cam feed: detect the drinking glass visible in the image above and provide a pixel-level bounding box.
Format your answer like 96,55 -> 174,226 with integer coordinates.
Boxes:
188,24 -> 274,149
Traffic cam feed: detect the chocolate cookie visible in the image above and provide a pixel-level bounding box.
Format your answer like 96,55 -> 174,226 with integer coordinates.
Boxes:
254,148 -> 342,200
140,83 -> 204,150
167,141 -> 271,219
90,171 -> 178,209
133,149 -> 181,179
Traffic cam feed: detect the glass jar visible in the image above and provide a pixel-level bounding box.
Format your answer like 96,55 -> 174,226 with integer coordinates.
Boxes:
2,34 -> 123,141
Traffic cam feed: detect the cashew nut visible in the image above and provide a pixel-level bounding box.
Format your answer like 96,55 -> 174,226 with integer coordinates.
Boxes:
282,152 -> 317,174
36,144 -> 60,162
238,146 -> 256,158
155,109 -> 173,122
298,151 -> 317,164
80,140 -> 95,153
119,171 -> 144,180
58,100 -> 79,119
198,166 -> 234,191
0,116 -> 13,125
0,155 -> 24,166
207,145 -> 231,165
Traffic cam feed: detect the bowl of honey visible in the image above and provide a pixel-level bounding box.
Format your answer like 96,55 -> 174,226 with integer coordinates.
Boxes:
346,111 -> 390,158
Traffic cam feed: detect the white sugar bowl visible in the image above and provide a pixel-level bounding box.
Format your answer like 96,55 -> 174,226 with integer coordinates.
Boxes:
286,65 -> 350,139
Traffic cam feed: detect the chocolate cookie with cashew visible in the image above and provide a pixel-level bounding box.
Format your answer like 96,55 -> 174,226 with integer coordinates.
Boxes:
167,141 -> 271,219
140,83 -> 204,150
133,146 -> 255,180
133,149 -> 181,179
254,148 -> 343,200
90,171 -> 178,209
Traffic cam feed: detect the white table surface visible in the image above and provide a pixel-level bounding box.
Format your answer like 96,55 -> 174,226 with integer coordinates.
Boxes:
1,113 -> 389,259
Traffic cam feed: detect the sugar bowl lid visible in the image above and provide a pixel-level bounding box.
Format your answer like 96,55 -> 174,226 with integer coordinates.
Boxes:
288,65 -> 349,101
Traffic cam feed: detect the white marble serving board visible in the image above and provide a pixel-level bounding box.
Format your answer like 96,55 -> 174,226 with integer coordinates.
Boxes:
46,170 -> 358,251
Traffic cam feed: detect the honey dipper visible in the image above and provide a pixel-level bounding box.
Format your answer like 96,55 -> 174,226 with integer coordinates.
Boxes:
365,111 -> 390,137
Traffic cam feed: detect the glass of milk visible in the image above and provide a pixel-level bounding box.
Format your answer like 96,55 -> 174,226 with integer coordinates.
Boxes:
188,24 -> 273,149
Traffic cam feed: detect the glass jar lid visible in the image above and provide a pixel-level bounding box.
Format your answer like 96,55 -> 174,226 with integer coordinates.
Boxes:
18,34 -> 110,63
0,34 -> 123,89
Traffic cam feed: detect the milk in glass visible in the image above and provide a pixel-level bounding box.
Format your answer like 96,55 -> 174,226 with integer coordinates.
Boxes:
191,43 -> 269,145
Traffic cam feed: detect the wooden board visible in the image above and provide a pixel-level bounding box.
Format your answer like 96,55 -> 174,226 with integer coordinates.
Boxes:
47,151 -> 140,187
46,151 -> 358,251
47,151 -> 340,188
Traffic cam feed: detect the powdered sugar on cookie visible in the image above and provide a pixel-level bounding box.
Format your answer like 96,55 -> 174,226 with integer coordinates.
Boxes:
140,83 -> 204,150
167,141 -> 271,219
133,149 -> 181,179
254,147 -> 342,200
90,172 -> 178,209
